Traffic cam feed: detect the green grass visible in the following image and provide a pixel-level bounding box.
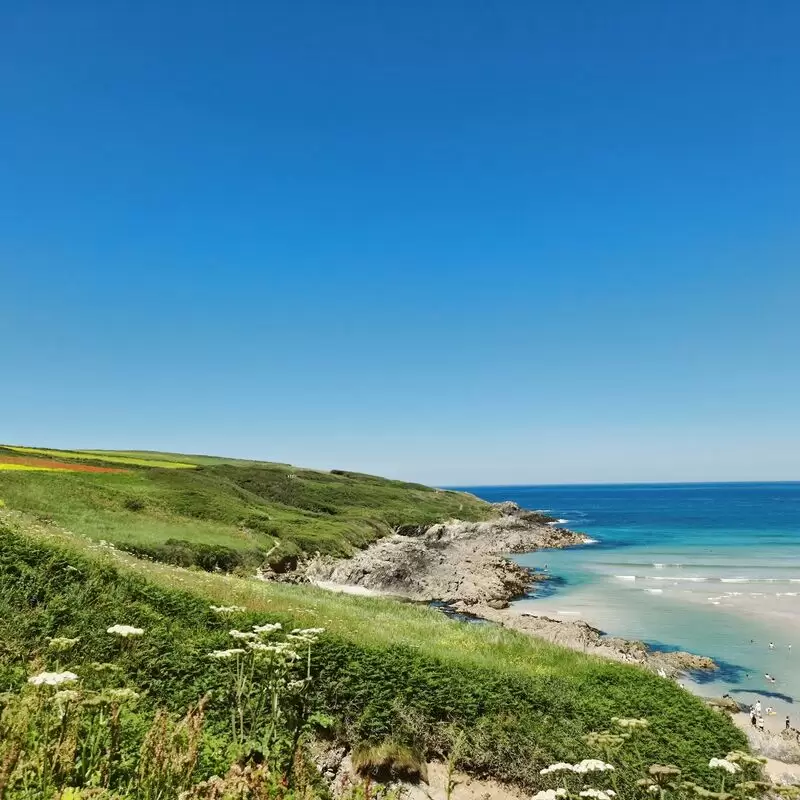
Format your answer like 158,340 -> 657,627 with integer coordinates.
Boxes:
0,509 -> 748,793
3,445 -> 197,469
0,445 -> 491,565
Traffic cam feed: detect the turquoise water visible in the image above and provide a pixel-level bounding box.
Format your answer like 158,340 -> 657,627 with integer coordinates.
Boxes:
465,483 -> 800,717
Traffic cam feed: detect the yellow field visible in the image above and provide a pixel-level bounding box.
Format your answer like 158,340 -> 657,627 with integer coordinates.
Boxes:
0,464 -> 64,472
4,446 -> 197,470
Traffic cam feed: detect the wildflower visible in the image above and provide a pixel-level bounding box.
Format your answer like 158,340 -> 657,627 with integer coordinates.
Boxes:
612,716 -> 649,729
573,759 -> 615,773
28,670 -> 79,687
106,624 -> 144,637
533,790 -> 568,800
580,791 -> 616,800
103,687 -> 140,704
288,679 -> 309,690
648,787 -> 660,794
47,636 -> 80,651
253,623 -> 282,634
291,627 -> 325,636
585,731 -> 628,748
210,605 -> 246,614
209,648 -> 246,659
248,641 -> 270,651
229,629 -> 258,640
708,758 -> 740,774
540,763 -> 575,775
52,689 -> 80,704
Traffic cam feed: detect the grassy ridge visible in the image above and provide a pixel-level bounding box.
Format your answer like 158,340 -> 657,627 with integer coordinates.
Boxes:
0,511 -> 746,792
0,444 -> 490,567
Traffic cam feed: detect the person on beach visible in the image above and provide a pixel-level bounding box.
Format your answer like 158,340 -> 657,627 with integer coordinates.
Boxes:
756,700 -> 762,714
766,706 -> 774,716
770,642 -> 775,649
751,708 -> 757,727
787,716 -> 791,730
758,716 -> 765,732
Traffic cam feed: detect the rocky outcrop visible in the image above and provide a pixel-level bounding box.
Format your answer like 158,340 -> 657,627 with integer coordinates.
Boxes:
456,603 -> 717,678
302,509 -> 588,606
297,504 -> 716,680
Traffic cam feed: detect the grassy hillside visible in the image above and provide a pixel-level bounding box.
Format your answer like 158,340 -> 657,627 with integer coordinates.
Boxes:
0,507 -> 749,798
0,445 -> 754,797
0,444 -> 490,569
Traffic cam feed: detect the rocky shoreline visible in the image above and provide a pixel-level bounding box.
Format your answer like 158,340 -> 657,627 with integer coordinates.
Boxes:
287,502 -> 718,680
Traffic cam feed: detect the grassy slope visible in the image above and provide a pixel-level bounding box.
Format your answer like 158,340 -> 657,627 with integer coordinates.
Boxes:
0,508 -> 746,792
0,444 -> 490,565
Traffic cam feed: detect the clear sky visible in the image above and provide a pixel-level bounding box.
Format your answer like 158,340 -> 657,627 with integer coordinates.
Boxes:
2,1 -> 799,485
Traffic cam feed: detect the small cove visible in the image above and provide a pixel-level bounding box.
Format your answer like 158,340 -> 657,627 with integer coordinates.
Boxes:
462,482 -> 800,719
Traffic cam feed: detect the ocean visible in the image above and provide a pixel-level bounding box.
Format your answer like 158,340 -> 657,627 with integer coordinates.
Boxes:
465,482 -> 800,719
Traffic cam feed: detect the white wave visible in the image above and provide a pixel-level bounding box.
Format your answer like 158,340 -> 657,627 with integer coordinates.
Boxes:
534,509 -> 551,513
557,610 -> 582,615
653,563 -> 665,569
547,519 -> 569,526
721,577 -> 749,583
615,575 -> 636,582
646,588 -> 663,594
582,537 -> 599,544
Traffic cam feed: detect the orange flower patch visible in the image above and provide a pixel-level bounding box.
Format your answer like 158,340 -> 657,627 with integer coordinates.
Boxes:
0,455 -> 129,474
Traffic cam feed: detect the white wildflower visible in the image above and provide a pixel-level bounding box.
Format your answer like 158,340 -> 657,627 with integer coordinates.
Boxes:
708,758 -> 740,774
104,688 -> 140,703
52,689 -> 80,703
106,624 -> 144,637
209,648 -> 246,659
291,627 -> 325,636
253,623 -> 282,634
28,671 -> 79,687
533,790 -> 568,800
248,641 -> 270,651
580,791 -> 615,800
210,605 -> 246,614
229,629 -> 258,640
47,636 -> 80,650
648,787 -> 659,794
573,759 -> 615,773
540,763 -> 575,775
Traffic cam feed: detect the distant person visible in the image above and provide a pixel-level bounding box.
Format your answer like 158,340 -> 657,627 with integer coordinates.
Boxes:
787,716 -> 791,730
750,709 -> 757,727
756,700 -> 762,714
770,642 -> 775,649
767,675 -> 777,684
758,716 -> 765,732
767,706 -> 774,715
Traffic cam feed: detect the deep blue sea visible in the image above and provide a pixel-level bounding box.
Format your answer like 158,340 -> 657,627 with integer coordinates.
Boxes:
463,483 -> 800,716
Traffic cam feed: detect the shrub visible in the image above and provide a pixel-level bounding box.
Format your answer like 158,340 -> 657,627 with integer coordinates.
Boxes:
351,741 -> 427,782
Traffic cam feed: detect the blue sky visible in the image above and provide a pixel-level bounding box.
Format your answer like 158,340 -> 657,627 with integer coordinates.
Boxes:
2,1 -> 799,485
